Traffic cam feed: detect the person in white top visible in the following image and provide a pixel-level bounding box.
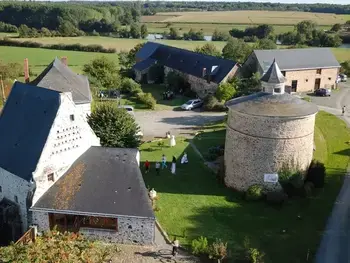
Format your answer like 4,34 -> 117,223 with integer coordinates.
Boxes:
170,135 -> 176,147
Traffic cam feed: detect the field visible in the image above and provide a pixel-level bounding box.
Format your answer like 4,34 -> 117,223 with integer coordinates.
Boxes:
141,111 -> 350,262
0,46 -> 116,75
143,11 -> 350,26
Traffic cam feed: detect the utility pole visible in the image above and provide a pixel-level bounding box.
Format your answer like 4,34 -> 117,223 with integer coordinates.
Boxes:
0,75 -> 5,106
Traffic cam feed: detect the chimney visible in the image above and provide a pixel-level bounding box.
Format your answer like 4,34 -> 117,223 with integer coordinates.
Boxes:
24,58 -> 29,83
61,56 -> 68,66
202,67 -> 207,78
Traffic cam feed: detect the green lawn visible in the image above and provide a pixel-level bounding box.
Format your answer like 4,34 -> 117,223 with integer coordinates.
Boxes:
0,46 -> 116,75
140,111 -> 350,262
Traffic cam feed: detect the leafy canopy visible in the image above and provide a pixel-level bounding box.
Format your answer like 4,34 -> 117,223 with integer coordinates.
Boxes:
194,43 -> 221,57
88,103 -> 141,148
222,37 -> 252,63
216,82 -> 237,102
83,56 -> 121,90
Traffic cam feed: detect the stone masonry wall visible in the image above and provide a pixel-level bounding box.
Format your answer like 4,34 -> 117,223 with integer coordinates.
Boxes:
284,68 -> 339,92
224,110 -> 316,191
31,211 -> 155,245
0,168 -> 32,231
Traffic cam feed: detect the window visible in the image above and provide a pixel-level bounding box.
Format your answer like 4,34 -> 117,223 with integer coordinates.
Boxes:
328,77 -> 331,80
70,114 -> 75,121
281,71 -> 286,77
316,69 -> 322,74
291,80 -> 298,92
0,186 -> 2,192
47,173 -> 54,182
80,216 -> 118,231
274,88 -> 281,93
14,195 -> 18,203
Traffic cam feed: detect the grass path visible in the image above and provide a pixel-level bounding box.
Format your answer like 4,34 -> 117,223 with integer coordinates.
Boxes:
140,111 -> 350,262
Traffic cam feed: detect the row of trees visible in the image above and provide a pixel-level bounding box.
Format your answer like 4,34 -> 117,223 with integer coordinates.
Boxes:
142,2 -> 350,14
278,20 -> 342,47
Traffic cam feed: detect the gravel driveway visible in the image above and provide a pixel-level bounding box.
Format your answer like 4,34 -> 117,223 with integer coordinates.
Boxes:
135,109 -> 226,138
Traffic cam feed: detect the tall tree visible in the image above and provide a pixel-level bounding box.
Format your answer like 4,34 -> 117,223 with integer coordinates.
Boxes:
168,27 -> 180,40
254,38 -> 277,50
130,23 -> 141,38
194,43 -> 221,57
222,38 -> 252,63
88,103 -> 141,148
140,24 -> 148,39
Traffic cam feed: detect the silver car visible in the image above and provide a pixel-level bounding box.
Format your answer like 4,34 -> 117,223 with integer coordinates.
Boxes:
181,99 -> 203,110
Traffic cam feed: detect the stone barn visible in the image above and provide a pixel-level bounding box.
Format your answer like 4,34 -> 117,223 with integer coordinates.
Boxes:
224,60 -> 318,191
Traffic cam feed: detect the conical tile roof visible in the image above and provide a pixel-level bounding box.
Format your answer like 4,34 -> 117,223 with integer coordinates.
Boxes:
260,59 -> 286,84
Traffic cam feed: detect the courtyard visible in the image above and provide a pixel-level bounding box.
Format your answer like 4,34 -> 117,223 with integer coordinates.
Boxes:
139,111 -> 350,262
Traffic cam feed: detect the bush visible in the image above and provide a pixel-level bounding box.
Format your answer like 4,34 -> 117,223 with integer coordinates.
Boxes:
191,236 -> 209,255
203,95 -> 227,112
205,145 -> 224,161
121,78 -> 142,95
266,191 -> 288,206
306,160 -> 326,188
138,92 -> 156,110
208,239 -> 228,261
245,185 -> 263,201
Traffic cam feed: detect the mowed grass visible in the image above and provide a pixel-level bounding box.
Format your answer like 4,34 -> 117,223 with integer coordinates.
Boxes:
0,46 -> 116,75
140,111 -> 350,262
146,11 -> 348,26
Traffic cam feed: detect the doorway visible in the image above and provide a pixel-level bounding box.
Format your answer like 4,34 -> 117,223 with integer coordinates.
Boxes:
315,78 -> 321,90
291,80 -> 298,92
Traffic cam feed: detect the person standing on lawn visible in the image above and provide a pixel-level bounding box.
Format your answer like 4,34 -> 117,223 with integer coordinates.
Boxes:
161,154 -> 167,169
342,105 -> 346,116
155,162 -> 160,175
171,156 -> 177,174
144,160 -> 150,174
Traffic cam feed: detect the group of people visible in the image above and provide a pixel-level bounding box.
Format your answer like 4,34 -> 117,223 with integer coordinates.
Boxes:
144,152 -> 188,175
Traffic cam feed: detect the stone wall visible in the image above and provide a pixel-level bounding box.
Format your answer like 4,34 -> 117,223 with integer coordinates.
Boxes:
0,168 -> 32,231
31,211 -> 155,245
32,92 -> 100,205
224,110 -> 316,191
284,67 -> 339,92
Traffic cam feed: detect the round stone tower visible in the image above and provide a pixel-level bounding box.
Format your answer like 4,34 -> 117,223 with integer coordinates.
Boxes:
224,60 -> 318,191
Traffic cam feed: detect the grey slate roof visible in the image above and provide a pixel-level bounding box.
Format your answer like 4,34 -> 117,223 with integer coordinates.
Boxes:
136,42 -> 160,61
133,58 -> 156,72
32,146 -> 155,219
254,48 -> 340,72
0,82 -> 60,181
226,92 -> 318,117
260,59 -> 286,84
31,58 -> 92,105
136,42 -> 237,84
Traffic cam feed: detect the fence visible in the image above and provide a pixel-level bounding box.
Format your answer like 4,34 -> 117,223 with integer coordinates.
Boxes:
15,226 -> 36,245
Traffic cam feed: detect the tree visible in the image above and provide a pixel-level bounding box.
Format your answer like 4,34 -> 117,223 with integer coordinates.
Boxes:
212,29 -> 230,41
254,38 -> 277,50
58,20 -> 79,36
194,43 -> 221,57
168,27 -> 180,40
295,20 -> 316,41
331,23 -> 342,32
341,60 -> 350,75
140,24 -> 148,39
88,103 -> 141,148
255,24 -> 274,39
83,56 -> 121,90
130,23 -> 141,38
216,82 -> 237,102
222,38 -> 252,63
40,27 -> 52,37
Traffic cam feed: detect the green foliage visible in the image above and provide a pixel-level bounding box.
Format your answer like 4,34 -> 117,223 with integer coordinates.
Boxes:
141,24 -> 148,39
208,239 -> 228,261
247,248 -> 265,263
216,82 -> 237,102
0,22 -> 17,33
83,56 -> 121,89
137,92 -> 156,110
130,23 -> 141,38
331,23 -> 342,32
236,73 -> 261,95
0,230 -> 119,263
183,28 -> 204,41
0,61 -> 23,80
203,95 -> 226,112
340,60 -> 350,75
191,236 -> 209,255
229,24 -> 274,40
222,37 -> 252,63
306,160 -> 326,188
120,78 -> 142,94
194,43 -> 221,57
254,38 -> 277,50
165,71 -> 190,93
168,27 -> 180,40
245,185 -> 263,201
88,103 -> 141,148
212,28 -> 231,41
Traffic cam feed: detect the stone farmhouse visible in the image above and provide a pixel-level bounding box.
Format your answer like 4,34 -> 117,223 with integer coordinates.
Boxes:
30,57 -> 92,117
225,60 -> 318,192
0,82 -> 155,245
242,48 -> 340,93
133,42 -> 240,98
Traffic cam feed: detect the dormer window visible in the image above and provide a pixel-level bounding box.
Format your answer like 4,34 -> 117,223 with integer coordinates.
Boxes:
70,114 -> 75,121
48,173 -> 54,182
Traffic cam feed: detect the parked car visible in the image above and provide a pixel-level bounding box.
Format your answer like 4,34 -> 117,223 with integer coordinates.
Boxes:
340,74 -> 348,82
118,105 -> 143,137
314,88 -> 331,97
181,99 -> 203,110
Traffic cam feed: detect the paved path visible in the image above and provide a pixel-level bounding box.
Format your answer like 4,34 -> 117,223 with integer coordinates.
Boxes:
135,110 -> 226,138
314,82 -> 350,263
